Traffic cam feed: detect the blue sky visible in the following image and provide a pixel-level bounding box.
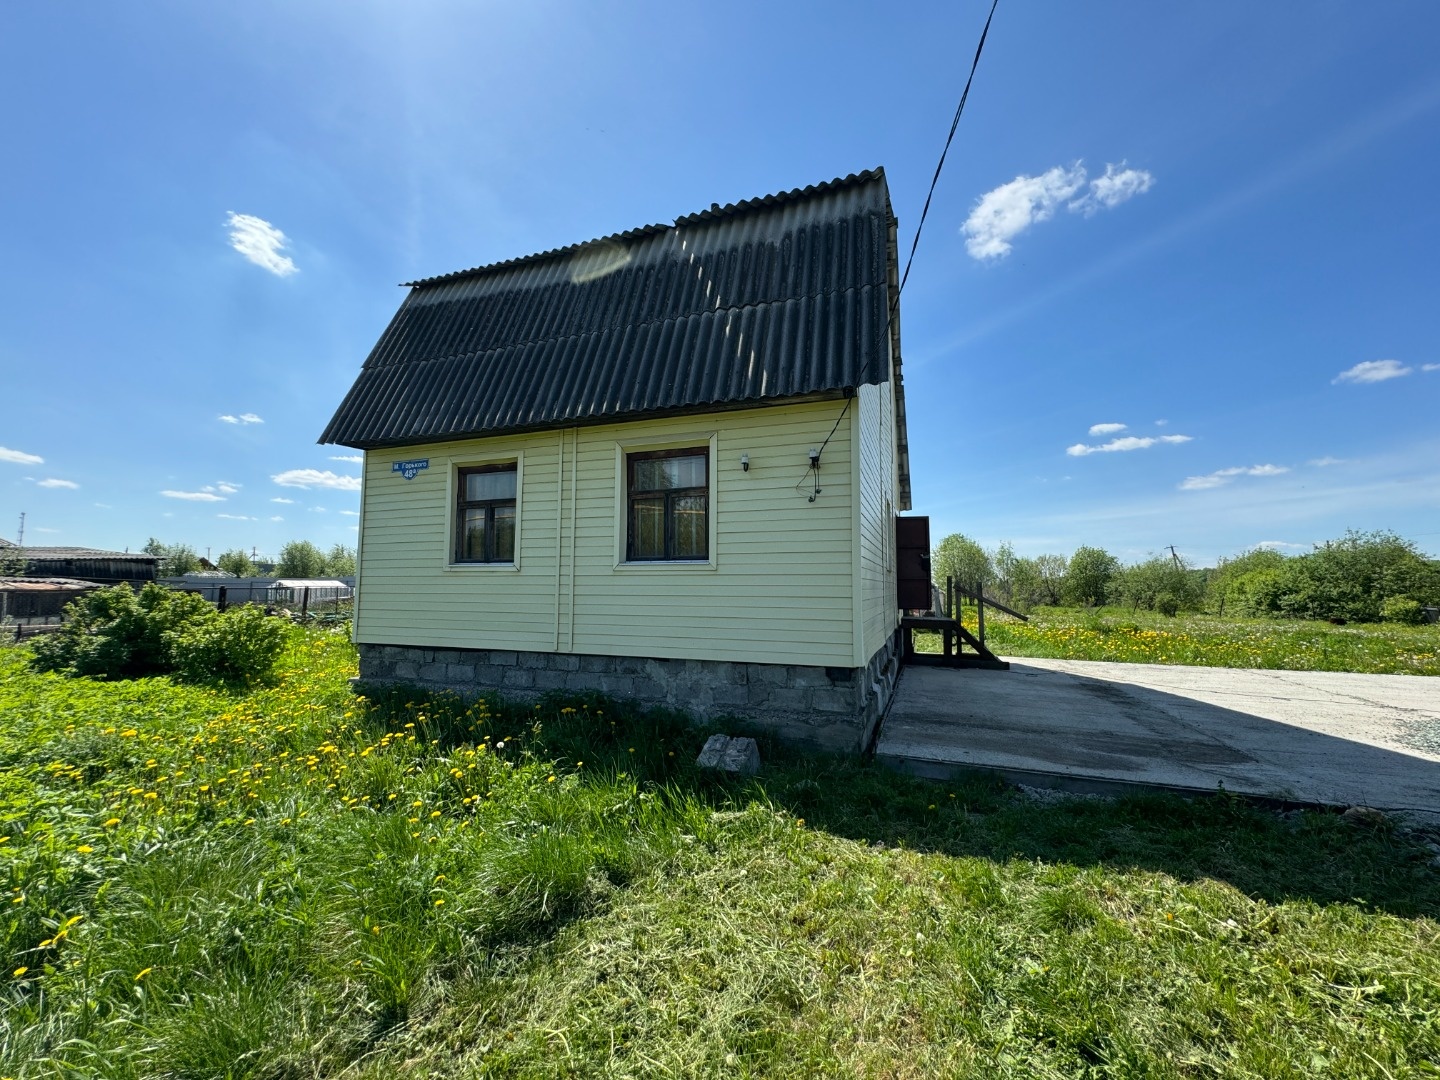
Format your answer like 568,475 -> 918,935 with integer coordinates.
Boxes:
2,0 -> 1437,566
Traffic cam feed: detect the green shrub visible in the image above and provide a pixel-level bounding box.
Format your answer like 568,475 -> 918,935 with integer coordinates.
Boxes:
168,605 -> 291,684
1155,592 -> 1180,617
30,583 -> 213,679
1379,595 -> 1425,625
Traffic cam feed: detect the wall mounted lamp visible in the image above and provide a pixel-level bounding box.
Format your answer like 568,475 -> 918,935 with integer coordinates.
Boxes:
740,454 -> 750,472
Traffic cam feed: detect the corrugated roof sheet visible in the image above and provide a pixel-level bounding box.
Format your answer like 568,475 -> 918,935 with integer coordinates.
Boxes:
11,547 -> 159,561
0,577 -> 100,592
320,169 -> 907,464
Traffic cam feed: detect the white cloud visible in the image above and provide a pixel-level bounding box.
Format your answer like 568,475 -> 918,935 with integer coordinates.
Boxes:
226,213 -> 297,277
269,515 -> 285,522
217,482 -> 240,494
339,509 -> 360,517
1255,540 -> 1307,551
93,503 -> 112,509
36,478 -> 79,489
962,164 -> 1086,259
1309,456 -> 1344,467
216,513 -> 258,521
1088,422 -> 1127,436
962,160 -> 1156,259
1155,419 -> 1169,427
161,489 -> 226,502
330,454 -> 363,463
271,497 -> 295,504
308,507 -> 327,513
1332,359 -> 1411,384
272,469 -> 361,492
1423,363 -> 1440,372
0,446 -> 44,465
34,526 -> 60,534
218,412 -> 264,425
1179,464 -> 1290,491
1069,162 -> 1155,216
1066,434 -> 1192,456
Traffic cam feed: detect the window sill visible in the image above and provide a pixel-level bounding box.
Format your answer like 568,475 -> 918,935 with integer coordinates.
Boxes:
442,561 -> 521,572
612,559 -> 717,572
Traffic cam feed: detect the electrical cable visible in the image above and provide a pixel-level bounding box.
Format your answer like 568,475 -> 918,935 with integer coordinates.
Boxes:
896,0 -> 1001,303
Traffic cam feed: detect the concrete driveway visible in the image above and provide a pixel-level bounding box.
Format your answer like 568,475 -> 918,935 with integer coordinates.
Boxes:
876,659 -> 1440,821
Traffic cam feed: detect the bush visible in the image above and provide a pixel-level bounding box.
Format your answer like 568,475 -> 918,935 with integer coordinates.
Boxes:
1155,592 -> 1180,617
29,584 -> 288,685
30,584 -> 213,679
1380,596 -> 1425,625
168,605 -> 291,684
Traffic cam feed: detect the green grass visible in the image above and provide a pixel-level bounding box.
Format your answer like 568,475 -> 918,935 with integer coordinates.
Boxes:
919,606 -> 1440,675
3,633 -> 1440,1077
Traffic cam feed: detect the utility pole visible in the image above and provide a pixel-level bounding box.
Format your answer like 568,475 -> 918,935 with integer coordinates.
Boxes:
16,512 -> 24,547
1167,544 -> 1182,570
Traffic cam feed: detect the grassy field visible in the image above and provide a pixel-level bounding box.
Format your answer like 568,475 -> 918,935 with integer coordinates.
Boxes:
919,606 -> 1440,676
4,632 -> 1440,1078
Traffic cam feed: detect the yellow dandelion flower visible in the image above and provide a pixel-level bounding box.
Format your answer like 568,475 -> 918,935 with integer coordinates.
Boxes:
135,967 -> 153,981
76,845 -> 94,854
13,966 -> 28,977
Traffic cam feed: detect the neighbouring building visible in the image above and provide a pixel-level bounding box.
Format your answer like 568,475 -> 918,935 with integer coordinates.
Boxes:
0,539 -> 158,587
320,169 -> 913,751
0,577 -> 98,625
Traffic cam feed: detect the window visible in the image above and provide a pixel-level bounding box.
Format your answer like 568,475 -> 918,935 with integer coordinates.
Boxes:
626,447 -> 708,561
454,464 -> 517,563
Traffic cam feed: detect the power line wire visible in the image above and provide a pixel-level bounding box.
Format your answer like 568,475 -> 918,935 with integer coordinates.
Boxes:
896,0 -> 1001,302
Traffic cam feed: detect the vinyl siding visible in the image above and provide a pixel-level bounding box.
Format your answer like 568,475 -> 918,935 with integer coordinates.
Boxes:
356,400 -> 860,666
857,379 -> 899,661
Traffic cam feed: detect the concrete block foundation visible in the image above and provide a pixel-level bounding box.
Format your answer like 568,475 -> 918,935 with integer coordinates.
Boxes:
354,632 -> 902,754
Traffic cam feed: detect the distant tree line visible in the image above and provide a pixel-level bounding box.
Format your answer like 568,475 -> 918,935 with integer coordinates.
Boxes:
931,530 -> 1439,624
144,538 -> 356,579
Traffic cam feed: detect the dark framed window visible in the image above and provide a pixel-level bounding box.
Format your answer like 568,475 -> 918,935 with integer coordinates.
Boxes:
454,463 -> 517,563
626,447 -> 708,561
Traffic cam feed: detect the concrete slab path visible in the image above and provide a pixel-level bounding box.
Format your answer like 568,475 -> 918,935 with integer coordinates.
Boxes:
876,659 -> 1440,821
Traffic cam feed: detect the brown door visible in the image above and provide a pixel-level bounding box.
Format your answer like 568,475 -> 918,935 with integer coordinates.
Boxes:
895,515 -> 931,611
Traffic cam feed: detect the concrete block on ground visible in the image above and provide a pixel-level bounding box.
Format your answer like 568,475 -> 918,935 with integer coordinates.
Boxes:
696,735 -> 761,776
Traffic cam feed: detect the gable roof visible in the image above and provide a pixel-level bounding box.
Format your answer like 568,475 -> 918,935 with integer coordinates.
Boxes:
319,168 -> 910,507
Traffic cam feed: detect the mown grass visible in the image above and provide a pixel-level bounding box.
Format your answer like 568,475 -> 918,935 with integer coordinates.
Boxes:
920,606 -> 1440,675
3,632 -> 1439,1078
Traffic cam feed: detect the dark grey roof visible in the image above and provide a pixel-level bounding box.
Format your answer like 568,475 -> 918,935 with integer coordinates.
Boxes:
12,547 -> 158,561
320,170 -> 910,505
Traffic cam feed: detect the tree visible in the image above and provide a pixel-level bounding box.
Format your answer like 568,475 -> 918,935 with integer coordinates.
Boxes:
216,548 -> 257,577
1063,546 -> 1118,606
932,533 -> 993,595
1110,554 -> 1202,613
275,540 -> 327,578
142,537 -> 200,577
324,543 -> 356,577
1278,530 -> 1439,622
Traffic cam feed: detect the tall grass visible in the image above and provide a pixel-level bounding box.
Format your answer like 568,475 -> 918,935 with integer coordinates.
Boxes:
925,606 -> 1440,675
3,633 -> 1439,1077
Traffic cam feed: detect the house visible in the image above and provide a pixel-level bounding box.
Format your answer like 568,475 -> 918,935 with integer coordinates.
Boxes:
0,539 -> 158,587
320,169 -> 914,751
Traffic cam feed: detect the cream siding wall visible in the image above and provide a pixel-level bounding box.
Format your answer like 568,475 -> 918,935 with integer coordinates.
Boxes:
856,380 -> 899,661
355,400 -> 860,667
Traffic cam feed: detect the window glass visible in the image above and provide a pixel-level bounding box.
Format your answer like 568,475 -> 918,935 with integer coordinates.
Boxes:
460,508 -> 488,561
465,469 -> 516,502
671,494 -> 707,558
632,454 -> 705,492
492,504 -> 516,562
629,498 -> 665,559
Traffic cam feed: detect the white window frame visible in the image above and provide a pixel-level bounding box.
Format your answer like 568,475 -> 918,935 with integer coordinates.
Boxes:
611,430 -> 719,571
442,451 -> 524,572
